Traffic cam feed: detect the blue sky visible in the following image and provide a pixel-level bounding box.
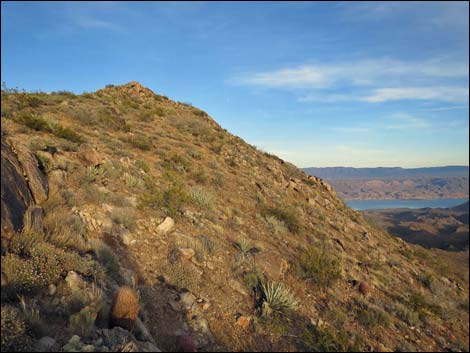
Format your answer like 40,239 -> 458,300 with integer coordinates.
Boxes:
2,1 -> 469,168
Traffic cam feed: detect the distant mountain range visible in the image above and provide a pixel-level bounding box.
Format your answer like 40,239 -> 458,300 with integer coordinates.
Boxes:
302,166 -> 469,180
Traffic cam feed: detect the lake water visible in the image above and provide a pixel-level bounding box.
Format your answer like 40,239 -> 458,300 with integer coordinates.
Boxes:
345,198 -> 469,211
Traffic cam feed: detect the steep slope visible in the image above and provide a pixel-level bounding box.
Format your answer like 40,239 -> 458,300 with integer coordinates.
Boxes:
1,83 -> 469,352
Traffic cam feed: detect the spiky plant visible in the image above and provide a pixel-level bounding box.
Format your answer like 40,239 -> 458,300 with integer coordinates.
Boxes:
234,238 -> 252,257
260,281 -> 298,316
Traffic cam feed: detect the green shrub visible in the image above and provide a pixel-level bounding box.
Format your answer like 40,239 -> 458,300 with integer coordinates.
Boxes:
141,174 -> 189,218
14,113 -> 51,132
298,245 -> 341,288
262,206 -> 300,233
1,306 -> 32,351
260,281 -> 298,316
127,134 -> 151,150
134,159 -> 150,173
2,233 -> 94,296
200,234 -> 216,255
90,240 -> 120,278
51,124 -> 83,143
110,208 -> 136,231
190,186 -> 215,209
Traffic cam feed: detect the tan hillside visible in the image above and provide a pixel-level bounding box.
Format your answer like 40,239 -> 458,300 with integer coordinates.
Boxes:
1,82 -> 468,352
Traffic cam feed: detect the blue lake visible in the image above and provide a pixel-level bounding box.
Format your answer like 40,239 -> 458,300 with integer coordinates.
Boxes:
345,198 -> 469,211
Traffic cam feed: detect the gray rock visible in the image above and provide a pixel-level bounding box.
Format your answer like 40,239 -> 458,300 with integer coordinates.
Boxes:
36,336 -> 57,352
65,271 -> 87,292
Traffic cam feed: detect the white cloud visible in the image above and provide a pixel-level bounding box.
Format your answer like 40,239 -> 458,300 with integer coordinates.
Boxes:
362,87 -> 469,103
417,105 -> 469,112
384,113 -> 431,130
230,57 -> 468,90
230,58 -> 469,103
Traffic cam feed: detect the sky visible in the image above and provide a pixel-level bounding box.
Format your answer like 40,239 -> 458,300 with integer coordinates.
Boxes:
1,1 -> 469,168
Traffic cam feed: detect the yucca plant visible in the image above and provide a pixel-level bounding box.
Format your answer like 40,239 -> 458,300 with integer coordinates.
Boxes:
234,238 -> 253,257
260,281 -> 298,316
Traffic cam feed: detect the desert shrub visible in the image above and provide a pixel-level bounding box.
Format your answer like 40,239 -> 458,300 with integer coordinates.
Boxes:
141,174 -> 188,218
50,122 -> 84,143
416,272 -> 436,291
2,233 -> 94,296
298,244 -> 342,288
263,215 -> 288,236
97,110 -> 130,132
234,238 -> 254,257
43,211 -> 89,253
394,303 -> 420,326
190,186 -> 215,209
134,159 -> 150,173
357,305 -> 391,328
162,262 -> 198,292
127,134 -> 151,151
1,306 -> 32,351
68,305 -> 98,337
260,281 -> 298,316
90,240 -> 120,279
262,206 -> 300,233
110,208 -> 136,231
18,296 -> 46,337
200,234 -> 216,255
188,149 -> 202,160
14,113 -> 51,131
192,170 -> 208,184
123,172 -> 144,189
13,113 -> 84,143
161,153 -> 191,173
213,172 -> 225,187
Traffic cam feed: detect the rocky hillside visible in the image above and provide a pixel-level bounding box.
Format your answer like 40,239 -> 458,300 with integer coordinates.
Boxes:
1,82 -> 469,352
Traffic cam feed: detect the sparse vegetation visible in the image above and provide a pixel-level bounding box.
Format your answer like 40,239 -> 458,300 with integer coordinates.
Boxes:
297,244 -> 342,288
263,206 -> 301,233
260,281 -> 298,316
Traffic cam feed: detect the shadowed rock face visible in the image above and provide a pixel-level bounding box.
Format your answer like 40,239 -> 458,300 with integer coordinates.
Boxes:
1,138 -> 47,234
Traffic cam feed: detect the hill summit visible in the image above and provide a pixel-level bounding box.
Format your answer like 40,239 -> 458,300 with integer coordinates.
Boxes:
1,82 -> 468,352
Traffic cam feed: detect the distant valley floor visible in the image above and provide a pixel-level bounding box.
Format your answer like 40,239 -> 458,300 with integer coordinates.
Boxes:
364,201 -> 469,251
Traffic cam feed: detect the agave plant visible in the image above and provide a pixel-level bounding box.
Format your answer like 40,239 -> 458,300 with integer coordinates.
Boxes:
260,281 -> 298,316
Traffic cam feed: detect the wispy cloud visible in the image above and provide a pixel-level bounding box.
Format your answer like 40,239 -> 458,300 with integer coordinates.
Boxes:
231,57 -> 469,104
417,105 -> 469,112
362,87 -> 469,103
340,1 -> 469,31
384,113 -> 431,130
230,57 -> 468,89
74,16 -> 124,32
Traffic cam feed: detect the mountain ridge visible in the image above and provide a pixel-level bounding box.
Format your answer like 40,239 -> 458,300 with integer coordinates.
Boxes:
1,82 -> 468,352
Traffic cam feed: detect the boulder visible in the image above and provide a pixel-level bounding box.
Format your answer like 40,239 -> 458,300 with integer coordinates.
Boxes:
254,251 -> 289,280
36,336 -> 58,352
157,217 -> 175,234
1,138 -> 34,233
65,271 -> 87,292
9,139 -> 48,204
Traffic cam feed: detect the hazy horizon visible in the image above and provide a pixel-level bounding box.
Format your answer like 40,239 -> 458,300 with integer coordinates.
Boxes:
2,1 -> 469,168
